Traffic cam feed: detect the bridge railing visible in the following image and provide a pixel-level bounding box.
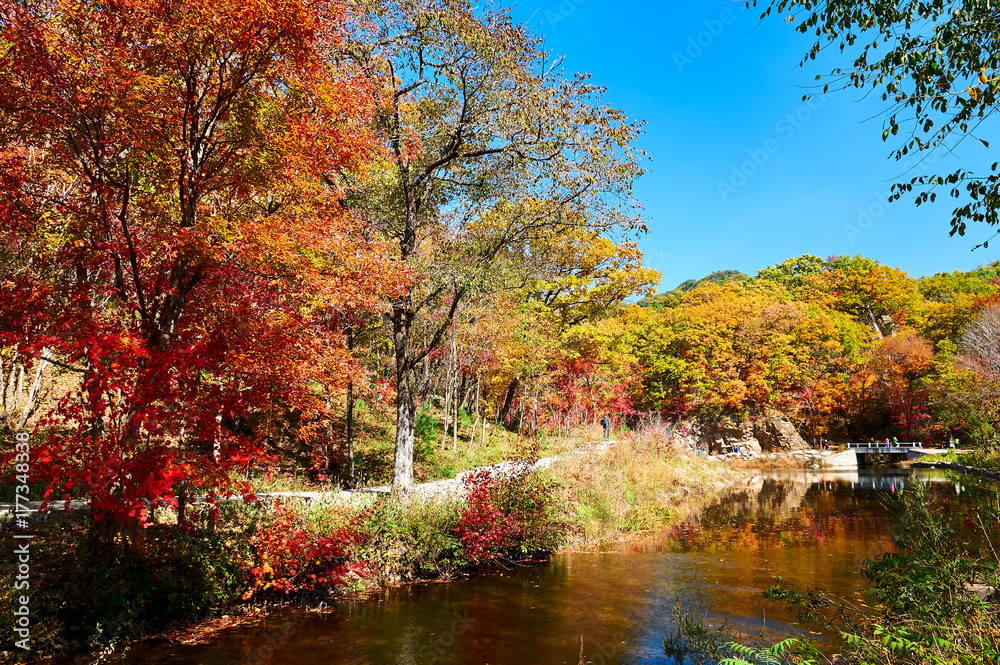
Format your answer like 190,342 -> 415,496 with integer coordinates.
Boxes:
846,442 -> 923,450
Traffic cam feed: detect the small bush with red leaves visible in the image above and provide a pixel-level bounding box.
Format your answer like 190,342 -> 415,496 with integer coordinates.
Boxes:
245,501 -> 367,598
454,467 -> 569,564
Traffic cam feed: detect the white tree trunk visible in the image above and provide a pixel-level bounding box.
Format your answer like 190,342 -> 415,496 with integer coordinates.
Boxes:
16,347 -> 49,430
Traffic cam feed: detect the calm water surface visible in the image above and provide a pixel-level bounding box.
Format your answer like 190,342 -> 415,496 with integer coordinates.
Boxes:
114,468 -> 970,665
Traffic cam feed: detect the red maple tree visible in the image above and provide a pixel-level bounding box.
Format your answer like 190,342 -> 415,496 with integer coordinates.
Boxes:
0,0 -> 404,540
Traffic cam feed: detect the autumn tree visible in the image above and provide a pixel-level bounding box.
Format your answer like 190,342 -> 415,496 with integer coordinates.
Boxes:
871,332 -> 934,439
758,0 -> 1000,241
409,232 -> 658,441
0,0 -> 400,539
633,256 -> 1000,443
828,255 -> 921,339
527,230 -> 659,330
934,303 -> 1000,447
929,341 -> 1000,448
918,265 -> 1000,344
549,304 -> 650,426
957,304 -> 1000,380
755,254 -> 837,306
636,280 -> 855,420
483,230 -> 658,426
346,0 -> 646,492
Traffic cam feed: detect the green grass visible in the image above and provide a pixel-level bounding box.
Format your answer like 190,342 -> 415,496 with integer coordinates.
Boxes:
338,401 -> 578,487
236,401 -> 580,494
921,448 -> 1000,471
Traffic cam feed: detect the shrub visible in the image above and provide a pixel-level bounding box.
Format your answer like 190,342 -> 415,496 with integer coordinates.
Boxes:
454,468 -> 568,564
355,497 -> 467,582
863,481 -> 995,620
414,403 -> 439,462
0,521 -> 255,657
244,501 -> 367,599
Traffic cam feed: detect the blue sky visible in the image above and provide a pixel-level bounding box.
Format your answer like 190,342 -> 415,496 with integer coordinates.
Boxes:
510,0 -> 1000,291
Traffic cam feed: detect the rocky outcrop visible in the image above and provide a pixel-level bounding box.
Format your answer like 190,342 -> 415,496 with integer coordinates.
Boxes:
681,410 -> 808,454
699,416 -> 759,455
966,582 -> 999,603
752,411 -> 808,452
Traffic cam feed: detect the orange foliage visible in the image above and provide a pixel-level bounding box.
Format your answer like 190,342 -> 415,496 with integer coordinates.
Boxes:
0,0 -> 404,528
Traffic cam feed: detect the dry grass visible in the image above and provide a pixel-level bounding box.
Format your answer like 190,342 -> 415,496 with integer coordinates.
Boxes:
725,455 -> 818,470
548,434 -> 745,549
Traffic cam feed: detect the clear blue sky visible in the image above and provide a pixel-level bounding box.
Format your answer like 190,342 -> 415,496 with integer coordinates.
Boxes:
510,0 -> 1000,291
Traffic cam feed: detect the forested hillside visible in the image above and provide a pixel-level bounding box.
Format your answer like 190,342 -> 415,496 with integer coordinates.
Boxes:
335,252 -> 1000,455
638,269 -> 749,309
633,255 -> 1000,446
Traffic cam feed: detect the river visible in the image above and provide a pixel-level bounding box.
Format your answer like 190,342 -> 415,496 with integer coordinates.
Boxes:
106,468 -> 978,665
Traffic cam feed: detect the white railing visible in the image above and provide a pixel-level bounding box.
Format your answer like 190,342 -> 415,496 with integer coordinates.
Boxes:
847,442 -> 923,451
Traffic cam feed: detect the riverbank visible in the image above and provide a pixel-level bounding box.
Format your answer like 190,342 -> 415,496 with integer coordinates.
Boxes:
910,457 -> 1000,480
86,467 -> 986,665
723,448 -> 843,469
0,434 -> 745,663
145,440 -> 751,649
551,438 -> 746,549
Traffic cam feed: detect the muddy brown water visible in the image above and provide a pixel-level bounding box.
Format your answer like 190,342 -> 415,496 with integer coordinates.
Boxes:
103,468 -> 977,665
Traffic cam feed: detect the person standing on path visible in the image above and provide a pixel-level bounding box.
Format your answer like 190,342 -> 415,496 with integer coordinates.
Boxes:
600,414 -> 611,441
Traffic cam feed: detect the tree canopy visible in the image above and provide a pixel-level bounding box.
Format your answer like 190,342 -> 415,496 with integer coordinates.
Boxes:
344,0 -> 647,492
0,0 -> 402,530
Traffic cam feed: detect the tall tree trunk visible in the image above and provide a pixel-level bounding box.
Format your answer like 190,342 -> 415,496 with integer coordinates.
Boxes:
499,377 -> 519,425
16,365 -> 24,410
391,304 -> 415,494
345,381 -> 355,486
89,508 -> 118,551
867,306 -> 885,339
177,486 -> 188,529
452,376 -> 459,452
470,377 -> 481,448
1,347 -> 16,415
392,378 -> 415,493
16,347 -> 49,430
390,186 -> 420,494
326,392 -> 337,477
345,326 -> 355,486
458,372 -> 468,410
388,191 -> 463,491
440,365 -> 451,448
451,331 -> 459,451
177,421 -> 188,528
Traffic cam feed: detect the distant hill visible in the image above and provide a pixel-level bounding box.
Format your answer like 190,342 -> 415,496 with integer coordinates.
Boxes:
672,269 -> 748,293
639,269 -> 748,308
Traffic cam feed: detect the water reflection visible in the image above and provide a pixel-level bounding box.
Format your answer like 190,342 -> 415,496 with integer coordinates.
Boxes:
105,469 -> 982,665
656,469 -> 960,555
